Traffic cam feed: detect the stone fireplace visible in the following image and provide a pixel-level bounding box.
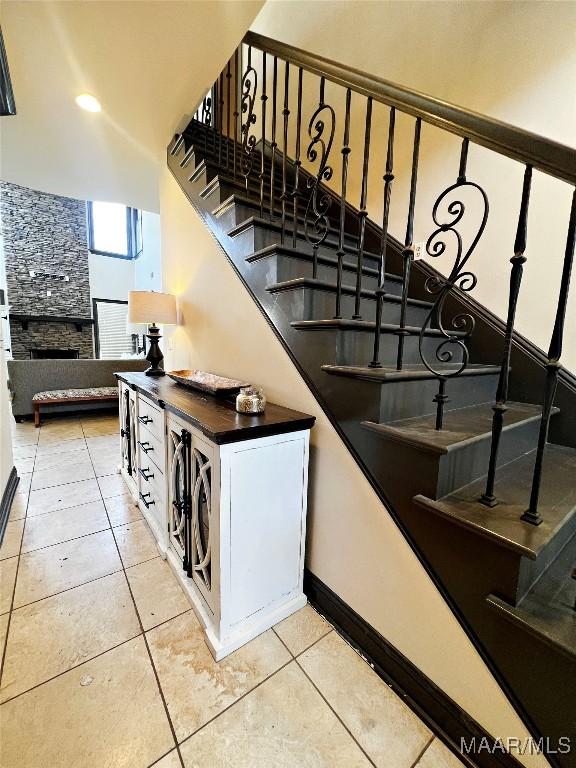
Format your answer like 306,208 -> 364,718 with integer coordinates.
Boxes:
1,181 -> 95,359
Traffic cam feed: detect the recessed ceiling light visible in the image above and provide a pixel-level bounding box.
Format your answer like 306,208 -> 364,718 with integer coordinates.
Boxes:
75,94 -> 101,113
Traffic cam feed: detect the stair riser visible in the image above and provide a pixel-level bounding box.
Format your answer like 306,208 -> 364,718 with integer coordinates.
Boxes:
517,518 -> 576,603
292,327 -> 462,368
322,371 -> 499,424
435,418 -> 543,499
269,253 -> 402,294
271,286 -> 430,326
231,221 -> 383,272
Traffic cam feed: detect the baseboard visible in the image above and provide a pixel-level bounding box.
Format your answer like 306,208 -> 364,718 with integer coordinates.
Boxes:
0,467 -> 19,546
304,569 -> 524,768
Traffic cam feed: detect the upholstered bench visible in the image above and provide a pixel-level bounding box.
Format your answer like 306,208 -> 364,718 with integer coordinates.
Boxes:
32,386 -> 119,427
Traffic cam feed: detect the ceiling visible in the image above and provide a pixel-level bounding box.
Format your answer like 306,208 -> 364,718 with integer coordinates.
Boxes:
0,1 -> 264,212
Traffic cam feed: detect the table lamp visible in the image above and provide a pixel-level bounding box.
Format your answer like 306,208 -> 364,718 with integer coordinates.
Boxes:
127,291 -> 177,377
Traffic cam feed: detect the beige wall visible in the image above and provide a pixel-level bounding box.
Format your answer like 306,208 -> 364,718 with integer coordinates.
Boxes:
250,0 -> 576,372
160,167 -> 549,766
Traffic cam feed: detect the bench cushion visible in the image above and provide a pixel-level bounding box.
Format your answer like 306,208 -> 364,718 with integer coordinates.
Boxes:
33,386 -> 119,402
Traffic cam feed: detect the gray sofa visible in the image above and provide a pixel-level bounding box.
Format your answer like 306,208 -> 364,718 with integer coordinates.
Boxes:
8,358 -> 148,420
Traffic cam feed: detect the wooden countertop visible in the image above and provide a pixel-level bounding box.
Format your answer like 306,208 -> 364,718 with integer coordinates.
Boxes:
115,372 -> 315,444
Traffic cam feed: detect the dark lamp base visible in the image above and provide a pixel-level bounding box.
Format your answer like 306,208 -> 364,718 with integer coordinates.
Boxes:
144,324 -> 166,377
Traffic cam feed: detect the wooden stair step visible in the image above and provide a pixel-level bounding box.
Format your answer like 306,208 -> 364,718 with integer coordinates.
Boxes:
322,363 -> 501,383
247,243 -> 400,283
291,318 -> 468,337
413,444 -> 576,559
266,277 -> 431,309
487,536 -> 576,659
362,401 -> 553,455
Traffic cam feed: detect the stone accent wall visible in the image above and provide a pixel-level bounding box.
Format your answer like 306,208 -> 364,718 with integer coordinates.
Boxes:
1,181 -> 94,359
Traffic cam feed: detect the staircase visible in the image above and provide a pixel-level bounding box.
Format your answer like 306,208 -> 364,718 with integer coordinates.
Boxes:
169,33 -> 576,768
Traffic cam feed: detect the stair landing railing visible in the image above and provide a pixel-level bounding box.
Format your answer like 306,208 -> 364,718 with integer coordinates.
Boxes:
192,32 -> 576,527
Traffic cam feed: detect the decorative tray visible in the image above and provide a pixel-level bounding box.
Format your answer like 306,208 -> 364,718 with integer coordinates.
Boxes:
167,370 -> 249,397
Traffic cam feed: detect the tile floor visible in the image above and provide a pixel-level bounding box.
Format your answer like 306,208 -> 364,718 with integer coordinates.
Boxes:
0,412 -> 465,768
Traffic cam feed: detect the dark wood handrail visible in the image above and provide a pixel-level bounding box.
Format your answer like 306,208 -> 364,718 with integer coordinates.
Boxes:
245,31 -> 576,184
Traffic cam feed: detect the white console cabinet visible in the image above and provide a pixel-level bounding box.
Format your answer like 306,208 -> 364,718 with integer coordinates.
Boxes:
116,372 -> 314,660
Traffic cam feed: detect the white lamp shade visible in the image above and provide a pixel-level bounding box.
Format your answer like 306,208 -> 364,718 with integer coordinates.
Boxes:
128,291 -> 177,325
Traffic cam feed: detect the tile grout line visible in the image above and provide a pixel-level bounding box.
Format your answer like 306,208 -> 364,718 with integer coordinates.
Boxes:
408,735 -> 435,768
175,622 -> 336,753
0,426 -> 42,688
176,656 -> 295,751
0,605 -> 195,707
82,421 -> 187,768
294,655 -> 380,768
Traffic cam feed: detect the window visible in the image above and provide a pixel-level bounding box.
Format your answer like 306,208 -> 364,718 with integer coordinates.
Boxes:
87,201 -> 141,259
93,299 -> 137,359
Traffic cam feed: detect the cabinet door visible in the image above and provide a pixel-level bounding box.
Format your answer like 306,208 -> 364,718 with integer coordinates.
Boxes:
128,390 -> 138,477
189,435 -> 218,615
167,421 -> 188,565
119,384 -> 135,479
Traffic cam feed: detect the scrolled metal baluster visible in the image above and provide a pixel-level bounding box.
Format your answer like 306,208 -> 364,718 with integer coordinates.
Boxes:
218,72 -> 224,166
418,138 -> 489,430
304,78 -> 335,279
292,67 -> 304,249
259,53 -> 267,217
353,97 -> 373,319
240,45 -> 258,192
281,62 -> 290,244
334,88 -> 351,319
396,118 -> 421,370
480,165 -> 532,507
523,187 -> 576,526
225,59 -> 231,172
270,56 -> 278,218
233,49 -> 239,181
370,107 -> 395,366
203,92 -> 212,153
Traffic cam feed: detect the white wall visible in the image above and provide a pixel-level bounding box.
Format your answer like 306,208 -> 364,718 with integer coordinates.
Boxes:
135,211 -> 162,291
88,252 -> 135,303
160,168 -> 548,767
250,0 -> 576,372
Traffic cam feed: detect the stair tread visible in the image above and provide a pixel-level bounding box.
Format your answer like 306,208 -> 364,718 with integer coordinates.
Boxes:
266,277 -> 430,308
247,244 -> 402,282
413,444 -> 576,559
362,401 -> 552,455
322,363 -> 501,383
487,538 -> 576,658
291,318 -> 468,337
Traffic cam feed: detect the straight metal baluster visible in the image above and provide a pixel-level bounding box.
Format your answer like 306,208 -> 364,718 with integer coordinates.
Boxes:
480,165 -> 532,507
353,97 -> 373,319
270,56 -> 278,219
281,62 -> 290,244
523,188 -> 576,526
369,107 -> 395,365
225,59 -> 231,172
218,72 -> 224,166
292,67 -> 303,248
233,49 -> 239,181
259,54 -> 267,217
334,88 -> 352,319
396,118 -> 421,370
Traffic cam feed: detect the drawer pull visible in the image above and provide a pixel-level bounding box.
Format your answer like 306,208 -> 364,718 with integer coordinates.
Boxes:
139,467 -> 154,481
139,491 -> 155,509
138,415 -> 153,425
138,440 -> 153,453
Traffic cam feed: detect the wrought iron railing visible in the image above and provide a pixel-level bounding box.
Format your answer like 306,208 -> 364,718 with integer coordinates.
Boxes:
191,32 -> 575,527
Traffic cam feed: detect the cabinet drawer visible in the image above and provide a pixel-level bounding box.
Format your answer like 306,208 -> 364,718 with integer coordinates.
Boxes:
137,397 -> 163,441
138,466 -> 165,520
137,422 -> 165,474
